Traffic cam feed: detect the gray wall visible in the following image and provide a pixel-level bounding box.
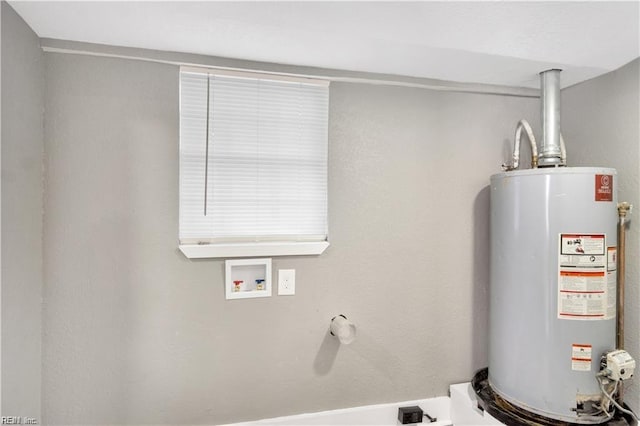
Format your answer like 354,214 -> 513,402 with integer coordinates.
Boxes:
1,1 -> 43,420
42,51 -> 538,425
562,58 -> 640,413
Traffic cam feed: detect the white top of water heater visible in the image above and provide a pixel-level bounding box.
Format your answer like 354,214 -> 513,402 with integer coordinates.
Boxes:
491,166 -> 617,181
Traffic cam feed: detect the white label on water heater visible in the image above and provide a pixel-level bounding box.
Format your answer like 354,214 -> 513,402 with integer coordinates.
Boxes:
607,247 -> 617,271
571,344 -> 592,371
607,247 -> 617,319
558,234 -> 612,320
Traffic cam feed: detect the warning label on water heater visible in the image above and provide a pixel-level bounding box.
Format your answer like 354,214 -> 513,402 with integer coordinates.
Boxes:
571,344 -> 593,371
558,234 -> 613,320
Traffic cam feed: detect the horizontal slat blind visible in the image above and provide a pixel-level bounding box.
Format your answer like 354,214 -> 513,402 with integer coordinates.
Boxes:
179,70 -> 329,244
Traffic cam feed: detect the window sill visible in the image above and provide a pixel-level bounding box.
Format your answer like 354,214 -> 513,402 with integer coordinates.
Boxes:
179,241 -> 330,259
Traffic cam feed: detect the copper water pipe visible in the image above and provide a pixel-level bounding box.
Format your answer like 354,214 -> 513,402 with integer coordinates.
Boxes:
616,202 -> 631,350
615,202 -> 631,405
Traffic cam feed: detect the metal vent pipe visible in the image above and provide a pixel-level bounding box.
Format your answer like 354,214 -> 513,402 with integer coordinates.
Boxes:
539,69 -> 563,167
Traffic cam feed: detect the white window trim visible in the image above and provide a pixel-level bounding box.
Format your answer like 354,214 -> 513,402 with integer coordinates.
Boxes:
179,241 -> 330,259
179,66 -> 330,259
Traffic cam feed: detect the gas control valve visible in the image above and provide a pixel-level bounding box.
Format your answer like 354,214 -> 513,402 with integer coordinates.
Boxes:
602,349 -> 636,381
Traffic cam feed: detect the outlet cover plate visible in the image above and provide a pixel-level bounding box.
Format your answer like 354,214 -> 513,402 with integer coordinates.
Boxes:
278,269 -> 296,295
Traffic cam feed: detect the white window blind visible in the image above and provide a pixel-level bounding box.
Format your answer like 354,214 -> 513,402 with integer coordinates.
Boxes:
179,68 -> 329,249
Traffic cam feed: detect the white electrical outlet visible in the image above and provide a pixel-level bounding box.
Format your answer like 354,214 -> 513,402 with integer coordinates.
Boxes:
278,269 -> 296,295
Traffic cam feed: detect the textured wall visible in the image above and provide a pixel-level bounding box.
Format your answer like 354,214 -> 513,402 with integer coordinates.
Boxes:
42,51 -> 538,424
562,58 -> 640,413
1,1 -> 44,420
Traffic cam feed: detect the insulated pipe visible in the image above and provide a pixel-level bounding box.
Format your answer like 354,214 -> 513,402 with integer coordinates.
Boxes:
539,69 -> 563,167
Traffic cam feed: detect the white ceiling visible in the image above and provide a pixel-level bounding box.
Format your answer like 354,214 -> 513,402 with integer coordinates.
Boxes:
9,1 -> 640,89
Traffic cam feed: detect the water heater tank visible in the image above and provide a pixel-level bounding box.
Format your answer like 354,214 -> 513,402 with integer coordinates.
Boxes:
489,167 -> 618,423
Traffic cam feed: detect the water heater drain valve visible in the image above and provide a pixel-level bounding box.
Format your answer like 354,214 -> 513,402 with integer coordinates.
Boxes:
601,350 -> 636,381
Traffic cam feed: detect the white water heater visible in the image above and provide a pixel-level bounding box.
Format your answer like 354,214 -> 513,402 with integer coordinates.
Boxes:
477,69 -> 637,425
489,167 -> 618,422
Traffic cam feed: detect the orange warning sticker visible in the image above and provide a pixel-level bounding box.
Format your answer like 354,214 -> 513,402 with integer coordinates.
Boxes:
572,344 -> 592,371
595,174 -> 613,201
